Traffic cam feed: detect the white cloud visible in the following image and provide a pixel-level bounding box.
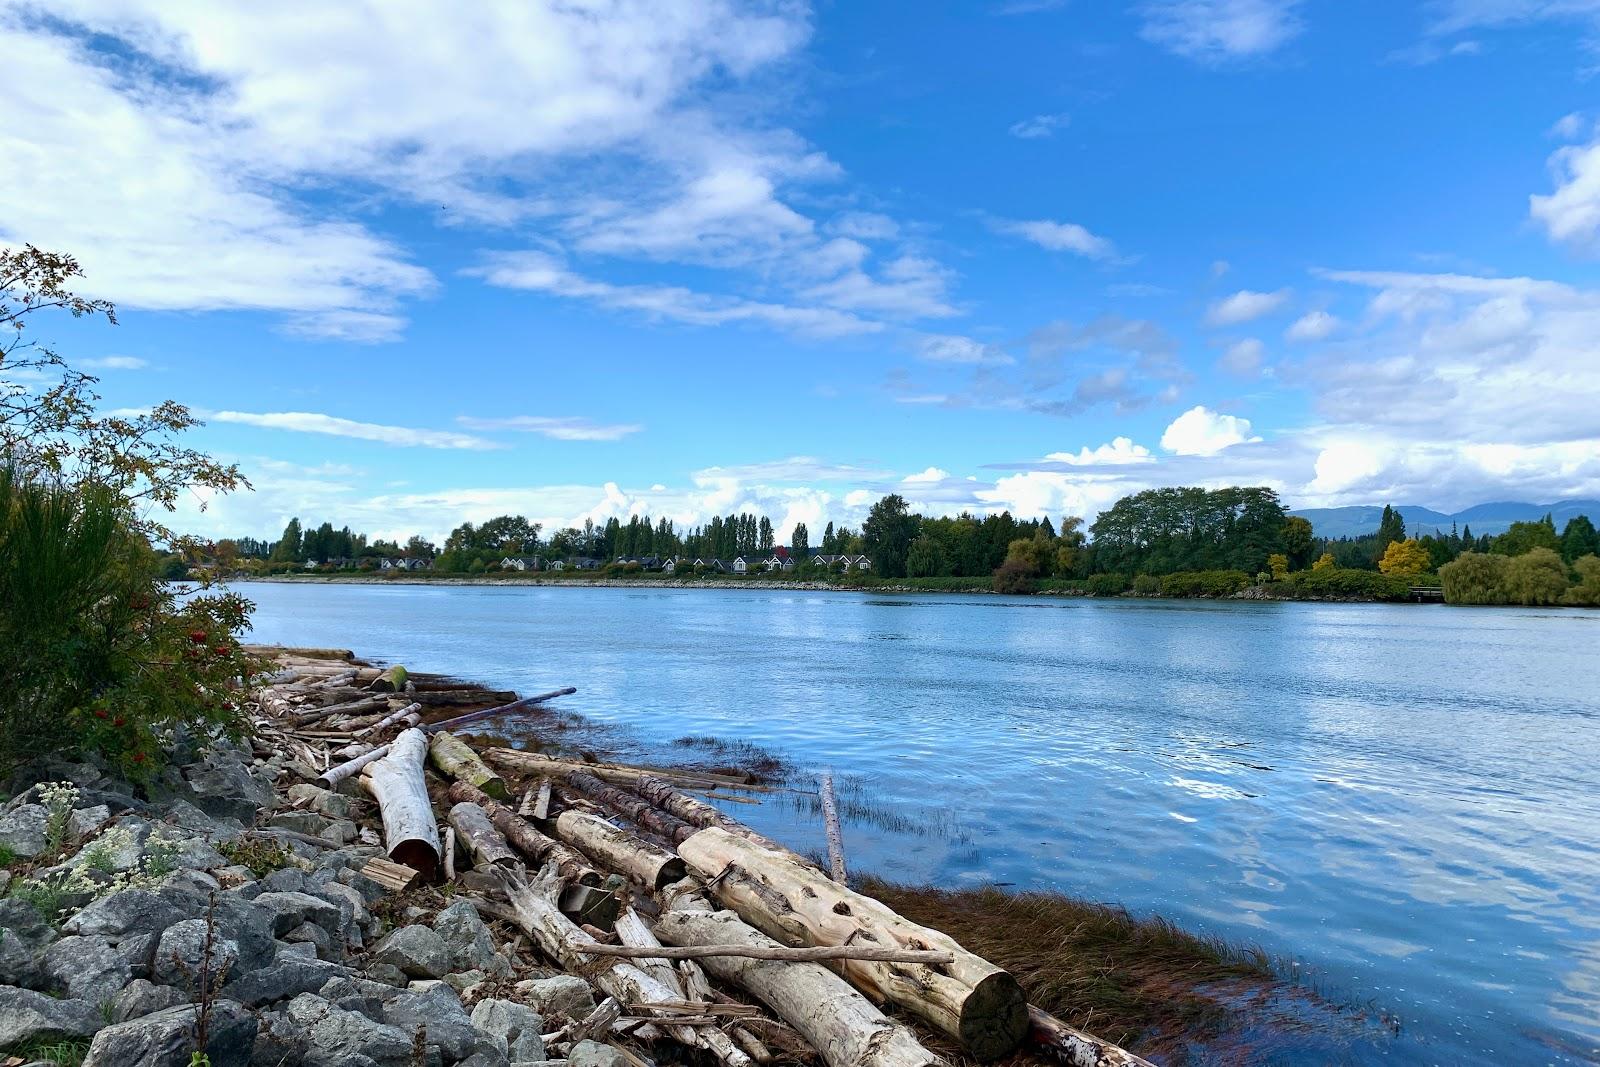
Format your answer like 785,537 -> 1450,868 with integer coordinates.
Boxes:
992,218 -> 1116,260
1217,337 -> 1266,373
1139,0 -> 1305,62
1206,288 -> 1291,325
80,355 -> 149,370
901,467 -> 951,483
209,410 -> 500,450
914,334 -> 1014,365
798,255 -> 958,319
1551,112 -> 1588,140
828,212 -> 899,241
1008,113 -> 1070,139
1160,405 -> 1261,455
1531,136 -> 1600,249
456,416 -> 643,442
1042,437 -> 1155,466
1285,310 -> 1338,341
470,251 -> 876,337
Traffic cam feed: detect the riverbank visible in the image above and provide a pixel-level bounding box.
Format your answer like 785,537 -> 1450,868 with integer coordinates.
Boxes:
242,572 -> 1432,604
0,647 -> 1362,1067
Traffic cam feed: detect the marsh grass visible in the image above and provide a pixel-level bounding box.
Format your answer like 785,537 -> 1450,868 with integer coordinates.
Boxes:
858,875 -> 1281,1063
7,1038 -> 90,1066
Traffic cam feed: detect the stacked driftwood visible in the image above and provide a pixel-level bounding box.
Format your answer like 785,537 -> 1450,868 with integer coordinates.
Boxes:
249,647 -> 1151,1067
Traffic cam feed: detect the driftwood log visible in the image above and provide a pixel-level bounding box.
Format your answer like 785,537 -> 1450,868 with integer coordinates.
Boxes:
678,827 -> 1028,1061
1026,1006 -> 1156,1067
614,908 -> 754,1067
567,771 -> 695,844
371,664 -> 409,692
449,801 -> 520,869
360,727 -> 440,880
628,776 -> 795,858
819,773 -> 848,886
356,702 -> 422,738
423,687 -> 577,734
656,904 -> 945,1067
554,810 -> 686,890
486,749 -> 758,792
430,730 -> 510,799
447,781 -> 602,886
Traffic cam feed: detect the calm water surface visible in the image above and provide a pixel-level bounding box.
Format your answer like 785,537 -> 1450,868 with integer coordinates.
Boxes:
243,583 -> 1600,1065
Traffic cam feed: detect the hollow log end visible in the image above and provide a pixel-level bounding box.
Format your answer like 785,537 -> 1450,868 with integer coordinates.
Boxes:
484,778 -> 511,802
960,971 -> 1031,1062
390,839 -> 439,884
652,857 -> 689,891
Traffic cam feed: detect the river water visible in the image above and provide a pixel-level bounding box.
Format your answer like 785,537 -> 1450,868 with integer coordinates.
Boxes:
242,582 -> 1600,1065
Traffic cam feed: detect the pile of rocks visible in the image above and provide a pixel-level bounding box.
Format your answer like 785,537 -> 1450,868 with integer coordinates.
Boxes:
0,740 -> 621,1067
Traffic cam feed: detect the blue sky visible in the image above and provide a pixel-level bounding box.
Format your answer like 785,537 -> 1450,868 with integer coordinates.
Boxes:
5,0 -> 1600,543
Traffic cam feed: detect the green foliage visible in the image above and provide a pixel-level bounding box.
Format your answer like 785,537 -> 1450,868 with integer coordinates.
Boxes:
1375,504 -> 1406,561
905,534 -> 946,578
862,493 -> 919,578
1503,547 -> 1569,605
1132,574 -> 1161,595
217,837 -> 296,878
0,843 -> 16,868
992,559 -> 1039,594
6,1038 -> 89,1066
1280,568 -> 1412,601
1158,570 -> 1251,597
1086,572 -> 1131,597
1560,515 -> 1600,563
1439,551 -> 1510,604
1563,555 -> 1600,606
1281,515 -> 1315,569
1491,517 -> 1559,557
1090,487 -> 1287,577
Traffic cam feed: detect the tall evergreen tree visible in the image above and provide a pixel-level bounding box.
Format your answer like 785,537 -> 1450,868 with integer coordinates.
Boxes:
822,521 -> 837,553
791,522 -> 809,560
270,517 -> 302,562
758,516 -> 774,552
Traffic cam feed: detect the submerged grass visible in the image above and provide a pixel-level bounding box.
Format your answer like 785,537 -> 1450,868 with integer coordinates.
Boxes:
859,875 -> 1278,1063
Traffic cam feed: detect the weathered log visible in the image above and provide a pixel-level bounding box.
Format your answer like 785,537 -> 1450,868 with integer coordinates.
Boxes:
317,741 -> 391,788
447,781 -> 601,886
410,688 -> 519,705
575,944 -> 955,964
293,694 -> 389,727
361,856 -> 425,893
566,771 -> 695,844
820,773 -> 848,886
355,702 -> 423,738
487,750 -> 760,791
534,780 -> 553,820
629,775 -> 802,863
360,727 -> 440,880
429,730 -> 510,800
1026,1006 -> 1155,1067
615,908 -> 753,1067
553,810 -> 685,890
678,827 -> 1028,1061
422,687 -> 577,734
449,801 -> 520,869
443,826 -> 458,881
371,664 -> 409,692
656,905 -> 946,1067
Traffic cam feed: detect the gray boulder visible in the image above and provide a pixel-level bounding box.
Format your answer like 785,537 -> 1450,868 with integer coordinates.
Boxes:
368,924 -> 448,978
69,804 -> 111,838
318,974 -> 405,1016
63,889 -> 186,940
253,890 -> 344,938
287,784 -> 361,820
0,898 -> 56,987
0,984 -> 103,1048
283,921 -> 334,960
433,899 -> 505,974
380,983 -> 478,1061
258,867 -> 308,895
83,999 -> 254,1067
222,954 -> 350,1007
471,998 -> 546,1062
111,979 -> 188,1023
43,935 -> 133,1005
285,992 -> 416,1067
515,974 -> 595,1020
183,752 -> 273,822
570,1039 -> 628,1067
153,918 -> 240,987
0,805 -> 49,858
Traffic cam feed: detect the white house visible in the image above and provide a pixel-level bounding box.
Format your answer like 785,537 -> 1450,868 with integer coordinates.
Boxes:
500,556 -> 540,572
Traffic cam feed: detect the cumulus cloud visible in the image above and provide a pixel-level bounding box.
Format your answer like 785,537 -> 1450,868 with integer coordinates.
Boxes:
1217,337 -> 1266,374
1531,135 -> 1600,249
456,416 -> 643,442
1138,0 -> 1305,62
1042,437 -> 1155,466
1206,288 -> 1291,326
991,218 -> 1116,260
209,410 -> 500,450
1285,310 -> 1338,341
1160,405 -> 1261,455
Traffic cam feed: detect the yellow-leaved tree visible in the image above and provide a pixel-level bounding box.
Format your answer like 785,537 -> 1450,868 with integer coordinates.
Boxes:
1268,553 -> 1290,580
1312,552 -> 1336,571
1378,538 -> 1430,580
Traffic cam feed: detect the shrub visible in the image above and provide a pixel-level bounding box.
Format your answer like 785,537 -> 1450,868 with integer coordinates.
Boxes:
1085,572 -> 1131,597
992,560 -> 1038,595
1564,555 -> 1600,606
1281,568 -> 1411,601
1132,574 -> 1161,596
1159,570 -> 1251,597
1503,547 -> 1570,606
1439,551 -> 1510,605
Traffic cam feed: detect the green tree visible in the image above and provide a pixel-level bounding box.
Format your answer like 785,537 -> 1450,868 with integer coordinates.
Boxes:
862,494 -> 919,578
1503,547 -> 1570,605
1375,505 -> 1406,561
1439,551 -> 1510,604
1053,515 -> 1087,577
1560,515 -> 1599,562
1378,538 -> 1430,580
1281,515 -> 1314,569
790,522 -> 809,562
905,535 -> 946,578
1563,555 -> 1600,606
1492,518 -> 1560,557
270,517 -> 302,563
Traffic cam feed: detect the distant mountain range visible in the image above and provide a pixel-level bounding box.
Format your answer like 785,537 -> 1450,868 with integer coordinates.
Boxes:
1289,500 -> 1600,540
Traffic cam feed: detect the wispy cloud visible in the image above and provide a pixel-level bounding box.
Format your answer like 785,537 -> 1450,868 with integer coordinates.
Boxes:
80,355 -> 148,370
1008,113 -> 1070,139
914,334 -> 1015,365
210,410 -> 500,450
1139,0 -> 1305,63
991,218 -> 1116,260
457,416 -> 643,442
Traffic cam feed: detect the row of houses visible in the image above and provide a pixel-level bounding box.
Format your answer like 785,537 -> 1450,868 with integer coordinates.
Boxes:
303,557 -> 431,571
497,551 -> 873,574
